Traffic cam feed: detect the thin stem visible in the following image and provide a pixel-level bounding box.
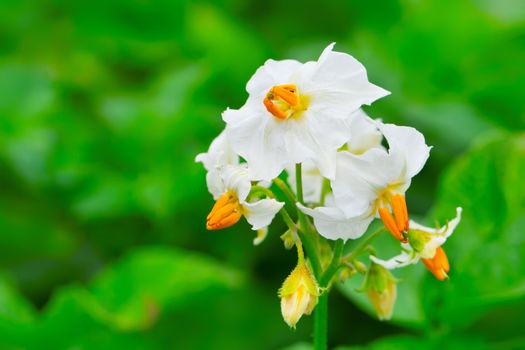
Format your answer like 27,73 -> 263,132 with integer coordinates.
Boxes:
314,292 -> 328,350
293,163 -> 322,278
342,227 -> 386,262
320,239 -> 344,286
249,185 -> 276,199
279,208 -> 297,232
296,241 -> 305,263
273,178 -> 298,212
295,163 -> 304,203
293,163 -> 327,349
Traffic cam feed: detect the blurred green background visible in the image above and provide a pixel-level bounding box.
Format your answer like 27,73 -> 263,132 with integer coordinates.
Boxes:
0,0 -> 524,349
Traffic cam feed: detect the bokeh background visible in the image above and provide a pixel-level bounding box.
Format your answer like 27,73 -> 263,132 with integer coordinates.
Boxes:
0,0 -> 524,349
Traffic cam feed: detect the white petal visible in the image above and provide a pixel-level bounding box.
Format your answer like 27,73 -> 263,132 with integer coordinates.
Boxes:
297,203 -> 373,241
243,198 -> 285,231
205,170 -> 226,199
298,43 -> 390,110
221,165 -> 252,202
443,207 -> 463,239
195,129 -> 239,171
283,116 -> 340,179
378,122 -> 432,180
331,149 -> 399,216
223,106 -> 288,181
246,59 -> 302,96
347,110 -> 383,155
409,207 -> 463,238
410,207 -> 463,258
370,247 -> 420,270
253,226 -> 268,246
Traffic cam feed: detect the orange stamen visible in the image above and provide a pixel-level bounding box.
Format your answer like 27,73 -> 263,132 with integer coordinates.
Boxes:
264,84 -> 299,120
272,84 -> 299,105
391,194 -> 409,233
263,97 -> 288,120
422,246 -> 450,281
379,207 -> 405,242
206,191 -> 242,230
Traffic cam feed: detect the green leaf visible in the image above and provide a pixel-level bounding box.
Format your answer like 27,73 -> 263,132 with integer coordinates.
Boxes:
0,274 -> 36,349
15,246 -> 245,349
88,246 -> 243,330
424,133 -> 525,329
334,334 -> 492,350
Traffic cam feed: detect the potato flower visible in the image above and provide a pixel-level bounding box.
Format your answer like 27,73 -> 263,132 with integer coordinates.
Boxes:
223,43 -> 389,181
196,131 -> 284,233
299,121 -> 431,241
371,207 -> 462,280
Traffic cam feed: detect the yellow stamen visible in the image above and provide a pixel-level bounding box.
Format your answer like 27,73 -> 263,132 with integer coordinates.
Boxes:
264,84 -> 306,120
422,246 -> 450,281
391,194 -> 409,233
378,207 -> 405,242
206,191 -> 242,230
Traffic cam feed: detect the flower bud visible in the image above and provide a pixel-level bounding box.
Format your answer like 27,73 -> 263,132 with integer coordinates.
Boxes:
279,262 -> 319,328
280,229 -> 298,250
362,262 -> 397,321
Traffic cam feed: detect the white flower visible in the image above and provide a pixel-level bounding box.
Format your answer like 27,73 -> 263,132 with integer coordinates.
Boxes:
204,165 -> 284,232
371,207 -> 462,280
196,130 -> 240,199
196,133 -> 284,233
195,129 -> 239,172
285,110 -> 383,204
299,121 -> 431,241
223,43 -> 389,181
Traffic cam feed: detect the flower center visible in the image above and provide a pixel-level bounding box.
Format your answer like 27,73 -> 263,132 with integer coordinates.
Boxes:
263,84 -> 308,120
206,190 -> 242,230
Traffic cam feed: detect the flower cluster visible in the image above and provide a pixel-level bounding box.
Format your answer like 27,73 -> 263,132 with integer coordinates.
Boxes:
196,43 -> 462,327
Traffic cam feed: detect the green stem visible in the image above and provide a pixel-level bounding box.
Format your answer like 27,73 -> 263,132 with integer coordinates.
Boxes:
342,227 -> 386,262
249,185 -> 276,199
320,239 -> 344,286
314,292 -> 328,350
273,178 -> 299,212
279,208 -> 297,232
295,163 -> 304,203
293,163 -> 328,349
293,163 -> 322,278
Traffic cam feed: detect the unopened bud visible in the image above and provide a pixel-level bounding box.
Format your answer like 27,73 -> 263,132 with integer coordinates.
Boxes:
280,229 -> 298,250
362,262 -> 397,321
338,265 -> 355,283
279,262 -> 319,328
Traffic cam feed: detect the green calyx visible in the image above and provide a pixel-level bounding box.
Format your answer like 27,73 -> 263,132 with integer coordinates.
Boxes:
360,262 -> 396,294
406,229 -> 431,253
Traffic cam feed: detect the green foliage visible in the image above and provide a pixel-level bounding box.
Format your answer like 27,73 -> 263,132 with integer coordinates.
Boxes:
0,0 -> 524,349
